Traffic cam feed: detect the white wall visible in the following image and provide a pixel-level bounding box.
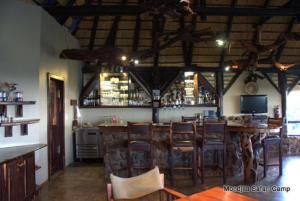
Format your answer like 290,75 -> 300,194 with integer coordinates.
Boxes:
0,0 -> 82,185
223,71 -> 281,117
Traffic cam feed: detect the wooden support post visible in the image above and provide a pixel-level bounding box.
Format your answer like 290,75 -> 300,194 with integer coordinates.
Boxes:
152,16 -> 160,123
278,71 -> 287,135
216,71 -> 224,117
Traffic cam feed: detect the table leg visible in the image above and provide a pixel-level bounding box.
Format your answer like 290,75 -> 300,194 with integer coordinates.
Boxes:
240,134 -> 256,184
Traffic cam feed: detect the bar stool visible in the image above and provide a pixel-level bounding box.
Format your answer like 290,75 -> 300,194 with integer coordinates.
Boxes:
169,122 -> 197,185
198,120 -> 227,184
261,118 -> 283,177
127,122 -> 154,177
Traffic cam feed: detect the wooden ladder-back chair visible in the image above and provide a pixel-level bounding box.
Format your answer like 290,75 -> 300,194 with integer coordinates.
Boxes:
261,117 -> 283,177
127,122 -> 154,176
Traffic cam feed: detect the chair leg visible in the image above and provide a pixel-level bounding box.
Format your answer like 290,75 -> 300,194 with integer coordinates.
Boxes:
201,149 -> 204,184
263,144 -> 267,178
223,148 -> 227,184
279,142 -> 283,176
192,149 -> 197,185
127,148 -> 132,177
169,147 -> 174,186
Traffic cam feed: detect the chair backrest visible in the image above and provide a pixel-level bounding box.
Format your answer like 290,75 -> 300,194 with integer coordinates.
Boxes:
181,116 -> 197,122
108,166 -> 164,200
170,122 -> 196,144
127,122 -> 153,142
203,120 -> 227,144
268,117 -> 283,137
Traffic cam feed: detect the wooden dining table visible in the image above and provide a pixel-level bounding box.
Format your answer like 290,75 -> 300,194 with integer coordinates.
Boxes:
174,187 -> 257,201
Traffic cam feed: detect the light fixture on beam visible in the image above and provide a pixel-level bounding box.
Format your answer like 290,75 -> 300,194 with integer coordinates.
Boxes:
216,39 -> 225,47
121,55 -> 127,61
134,59 -> 139,65
225,66 -> 230,71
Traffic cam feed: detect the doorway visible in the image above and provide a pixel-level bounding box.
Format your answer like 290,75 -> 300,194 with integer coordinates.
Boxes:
47,73 -> 65,177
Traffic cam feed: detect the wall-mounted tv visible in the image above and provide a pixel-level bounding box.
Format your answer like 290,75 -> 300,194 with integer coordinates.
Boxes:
240,95 -> 268,114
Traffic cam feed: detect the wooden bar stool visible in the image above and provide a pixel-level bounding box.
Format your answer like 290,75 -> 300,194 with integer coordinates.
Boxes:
261,118 -> 283,177
127,122 -> 154,177
198,120 -> 227,184
169,122 -> 197,185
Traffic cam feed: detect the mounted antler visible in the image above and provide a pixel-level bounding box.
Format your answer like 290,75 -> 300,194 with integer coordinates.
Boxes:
272,58 -> 300,71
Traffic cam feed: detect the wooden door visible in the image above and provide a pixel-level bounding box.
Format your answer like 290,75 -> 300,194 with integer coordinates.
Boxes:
48,74 -> 65,176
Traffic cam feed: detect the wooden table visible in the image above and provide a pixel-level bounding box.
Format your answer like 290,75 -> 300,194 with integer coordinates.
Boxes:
227,121 -> 269,184
174,187 -> 257,201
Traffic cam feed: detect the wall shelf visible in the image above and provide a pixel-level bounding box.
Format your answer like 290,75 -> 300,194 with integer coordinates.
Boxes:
0,119 -> 40,127
0,101 -> 36,105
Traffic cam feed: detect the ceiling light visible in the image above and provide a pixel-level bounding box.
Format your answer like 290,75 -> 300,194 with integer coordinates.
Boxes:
231,65 -> 239,69
134,59 -> 139,65
216,39 -> 225,47
225,66 -> 230,71
121,55 -> 127,61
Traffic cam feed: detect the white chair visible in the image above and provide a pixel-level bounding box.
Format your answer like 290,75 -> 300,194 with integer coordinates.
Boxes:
106,166 -> 186,201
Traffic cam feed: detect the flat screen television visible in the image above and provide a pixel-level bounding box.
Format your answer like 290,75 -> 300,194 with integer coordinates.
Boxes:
240,95 -> 268,114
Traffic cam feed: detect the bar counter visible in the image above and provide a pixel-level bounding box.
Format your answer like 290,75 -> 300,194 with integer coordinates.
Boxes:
99,122 -> 244,181
0,144 -> 47,164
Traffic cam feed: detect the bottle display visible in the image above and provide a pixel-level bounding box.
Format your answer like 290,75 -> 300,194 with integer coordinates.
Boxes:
128,78 -> 151,106
100,73 -> 129,106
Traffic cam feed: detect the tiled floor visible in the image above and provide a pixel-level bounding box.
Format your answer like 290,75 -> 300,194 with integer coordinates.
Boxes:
36,156 -> 300,201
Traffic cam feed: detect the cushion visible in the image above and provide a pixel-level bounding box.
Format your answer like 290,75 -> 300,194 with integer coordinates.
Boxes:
110,166 -> 164,199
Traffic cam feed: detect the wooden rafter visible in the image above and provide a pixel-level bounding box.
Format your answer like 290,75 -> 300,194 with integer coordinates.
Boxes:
132,15 -> 141,52
161,71 -> 183,96
275,17 -> 297,61
105,0 -> 127,47
128,72 -> 151,96
57,0 -> 75,25
180,17 -> 189,67
288,75 -> 300,93
218,0 -> 236,70
262,72 -> 280,94
223,69 -> 243,94
79,72 -> 99,102
199,0 -> 207,20
186,0 -> 198,67
88,15 -> 99,50
198,72 -> 215,92
44,5 -> 300,17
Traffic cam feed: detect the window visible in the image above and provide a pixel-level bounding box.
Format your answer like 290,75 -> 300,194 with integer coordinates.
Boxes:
287,85 -> 300,135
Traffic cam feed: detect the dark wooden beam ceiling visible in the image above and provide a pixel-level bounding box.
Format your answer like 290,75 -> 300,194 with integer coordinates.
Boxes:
275,17 -> 297,61
88,15 -> 99,50
44,5 -> 300,17
218,0 -> 237,70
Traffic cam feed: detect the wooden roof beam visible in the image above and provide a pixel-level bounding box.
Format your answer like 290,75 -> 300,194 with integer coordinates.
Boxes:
218,0 -> 237,70
45,5 -> 300,17
187,0 -> 198,67
275,17 -> 297,61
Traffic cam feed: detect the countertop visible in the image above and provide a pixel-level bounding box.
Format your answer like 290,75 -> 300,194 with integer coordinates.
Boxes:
0,144 -> 47,164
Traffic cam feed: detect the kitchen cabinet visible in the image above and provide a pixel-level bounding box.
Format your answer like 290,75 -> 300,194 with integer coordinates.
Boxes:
0,153 -> 36,201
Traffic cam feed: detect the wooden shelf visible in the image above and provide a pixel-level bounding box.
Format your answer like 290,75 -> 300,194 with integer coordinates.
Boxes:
0,101 -> 36,105
0,119 -> 40,127
80,105 -> 152,108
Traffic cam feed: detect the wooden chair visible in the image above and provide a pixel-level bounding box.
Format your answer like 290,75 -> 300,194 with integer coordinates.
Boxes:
261,118 -> 283,177
127,122 -> 154,176
181,116 -> 197,122
107,167 -> 186,201
198,120 -> 227,184
169,122 -> 197,185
